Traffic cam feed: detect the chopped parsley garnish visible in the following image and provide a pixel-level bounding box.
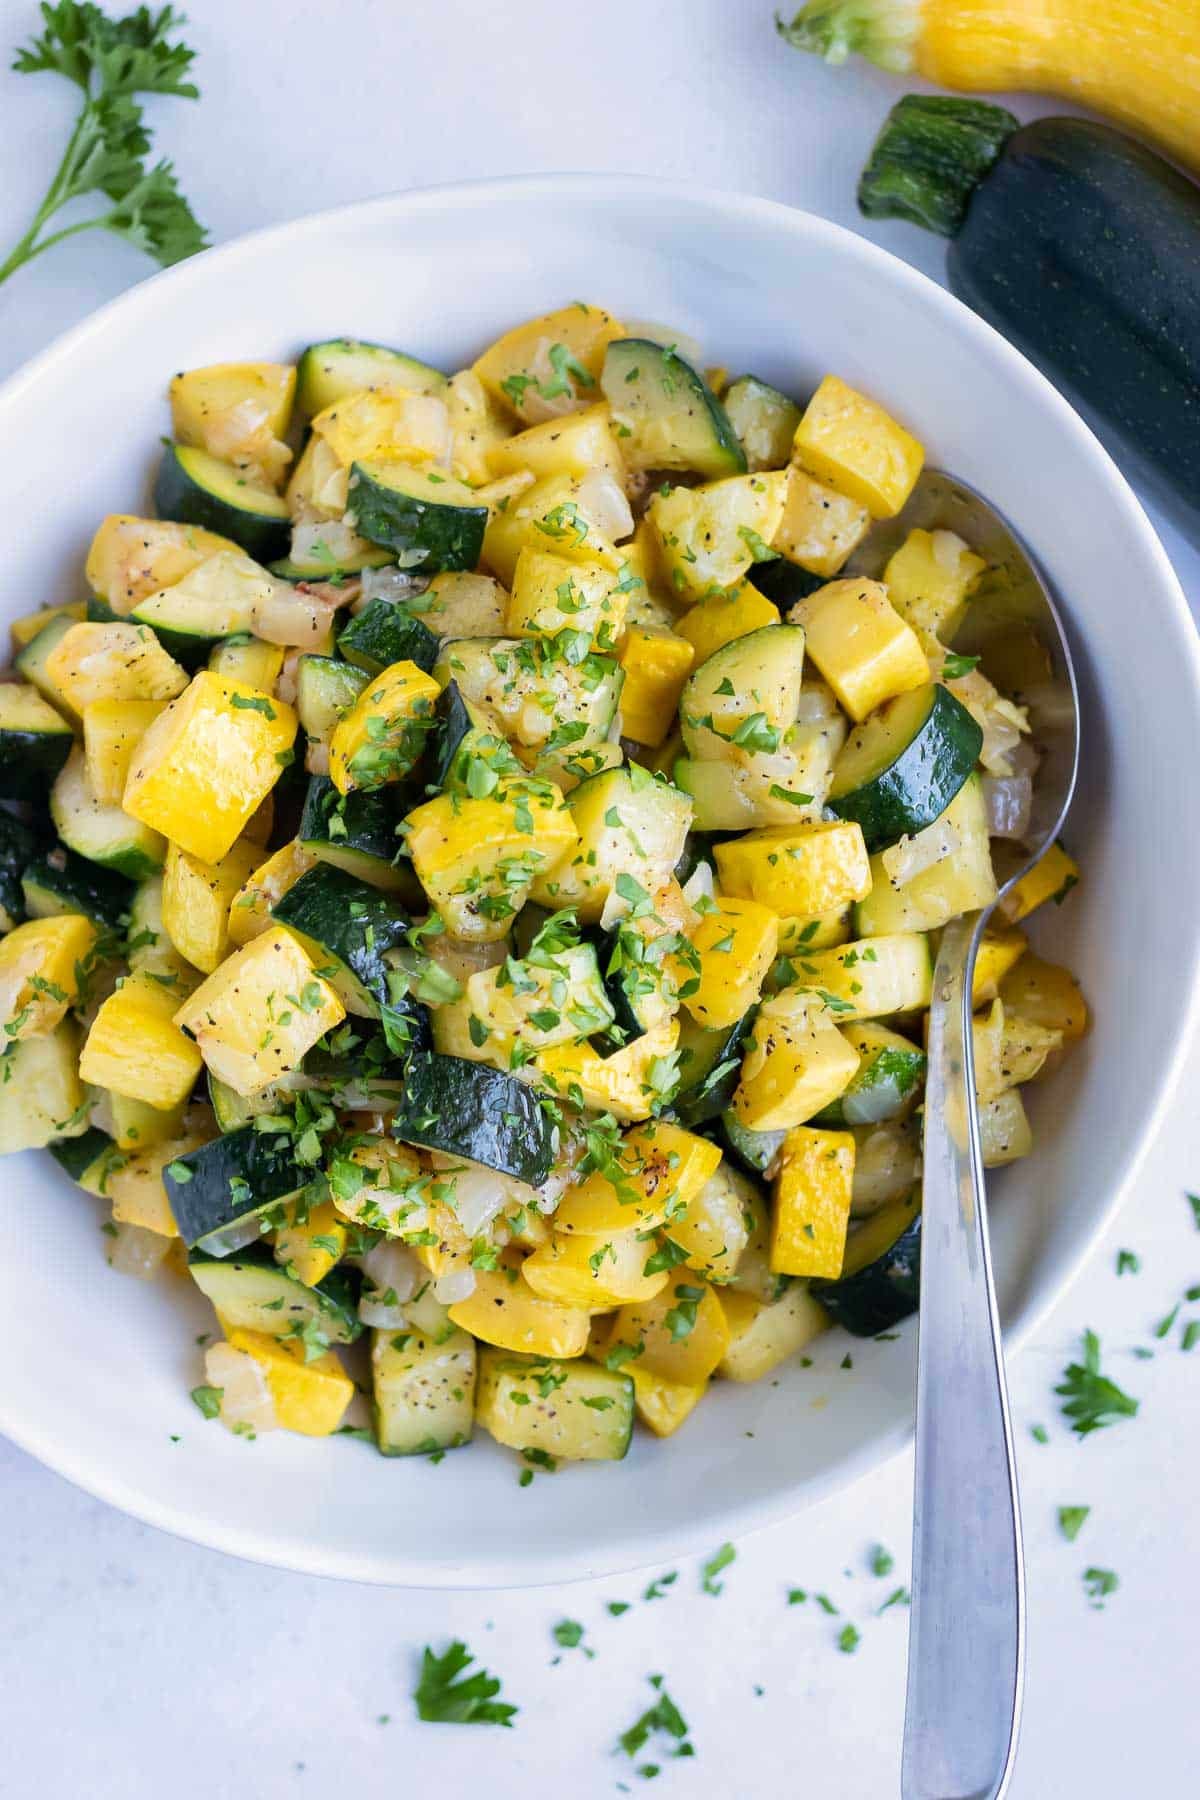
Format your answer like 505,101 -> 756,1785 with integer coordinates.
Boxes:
1082,1567 -> 1119,1608
190,1384 -> 222,1420
617,1675 -> 693,1764
837,1624 -> 861,1654
1115,1249 -> 1140,1276
413,1641 -> 517,1726
869,1544 -> 894,1577
1055,1330 -> 1139,1436
1057,1505 -> 1090,1543
700,1541 -> 736,1595
941,652 -> 981,679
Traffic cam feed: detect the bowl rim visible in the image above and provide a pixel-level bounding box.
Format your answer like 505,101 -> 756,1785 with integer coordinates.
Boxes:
3,170 -> 1199,1588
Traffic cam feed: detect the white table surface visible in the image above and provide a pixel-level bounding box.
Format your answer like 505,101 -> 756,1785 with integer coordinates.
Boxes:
1,2 -> 1197,1794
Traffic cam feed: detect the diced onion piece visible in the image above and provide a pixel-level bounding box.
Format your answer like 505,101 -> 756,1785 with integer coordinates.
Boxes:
290,517 -> 383,573
432,1267 -> 477,1305
576,468 -> 634,543
983,773 -> 1033,840
361,1240 -> 422,1306
681,859 -> 715,910
794,679 -> 841,725
358,1294 -> 410,1329
205,1342 -> 278,1434
359,566 -> 431,609
199,1214 -> 268,1257
881,816 -> 962,887
252,576 -> 344,647
305,739 -> 330,776
107,1220 -> 174,1281
444,1162 -> 509,1237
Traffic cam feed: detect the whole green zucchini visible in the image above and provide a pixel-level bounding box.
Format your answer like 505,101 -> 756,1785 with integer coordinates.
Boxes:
859,98 -> 1200,539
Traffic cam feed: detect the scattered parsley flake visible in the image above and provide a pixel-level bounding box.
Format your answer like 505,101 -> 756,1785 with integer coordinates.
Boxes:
413,1641 -> 517,1727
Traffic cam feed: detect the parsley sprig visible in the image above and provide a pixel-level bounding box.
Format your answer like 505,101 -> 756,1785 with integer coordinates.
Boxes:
1055,1329 -> 1139,1437
2,3 -> 206,290
413,1640 -> 517,1727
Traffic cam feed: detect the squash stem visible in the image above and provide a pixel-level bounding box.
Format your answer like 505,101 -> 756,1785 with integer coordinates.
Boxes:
857,94 -> 1019,237
776,0 -> 921,72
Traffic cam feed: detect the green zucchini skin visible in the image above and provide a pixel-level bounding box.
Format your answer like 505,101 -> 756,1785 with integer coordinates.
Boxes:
348,463 -> 487,572
188,1244 -> 362,1343
298,774 -> 422,898
164,1126 -> 309,1248
391,1052 -> 559,1186
0,810 -> 43,926
672,1008 -> 755,1127
0,721 -> 72,800
949,118 -> 1200,539
746,561 -> 825,608
21,847 -> 134,929
50,1126 -> 114,1184
828,683 -> 982,852
272,863 -> 410,1015
154,442 -> 290,562
811,1214 -> 921,1337
337,597 -> 441,674
719,1109 -> 785,1178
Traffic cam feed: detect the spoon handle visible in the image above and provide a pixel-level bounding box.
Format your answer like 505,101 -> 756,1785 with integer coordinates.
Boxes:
901,911 -> 1025,1800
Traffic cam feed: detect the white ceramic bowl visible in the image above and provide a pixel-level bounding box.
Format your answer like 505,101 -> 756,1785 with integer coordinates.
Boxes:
3,176 -> 1199,1587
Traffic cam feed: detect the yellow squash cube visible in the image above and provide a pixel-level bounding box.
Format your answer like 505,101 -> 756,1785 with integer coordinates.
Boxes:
995,841 -> 1079,924
772,466 -> 871,577
792,374 -> 924,518
480,468 -> 623,585
273,1199 -> 348,1288
535,1019 -> 680,1123
999,952 -> 1088,1042
82,699 -> 168,804
446,369 -> 512,485
81,971 -> 204,1110
224,1327 -> 353,1436
310,389 -> 450,468
123,670 -> 298,864
0,913 -> 98,1041
405,784 -> 578,942
521,1228 -> 670,1311
603,1273 -> 730,1387
328,659 -> 440,794
506,548 -> 624,646
85,515 -> 237,614
618,627 -> 694,745
171,362 -> 296,484
734,989 -> 859,1131
226,840 -> 317,946
161,837 -> 263,973
628,1363 -> 707,1437
718,1284 -> 831,1382
791,579 -> 928,722
208,635 -> 286,691
554,1119 -> 722,1237
771,1126 -> 856,1278
680,896 -> 779,1030
473,303 -> 625,421
448,1258 -> 592,1359
486,402 -> 626,482
776,908 -> 853,954
675,583 -> 781,665
173,925 -> 344,1096
972,927 -> 1028,1005
648,473 -> 787,600
883,527 -> 986,643
45,622 -> 188,712
714,820 -> 871,917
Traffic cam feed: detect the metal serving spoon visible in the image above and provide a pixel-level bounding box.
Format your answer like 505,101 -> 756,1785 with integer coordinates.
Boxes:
850,472 -> 1080,1800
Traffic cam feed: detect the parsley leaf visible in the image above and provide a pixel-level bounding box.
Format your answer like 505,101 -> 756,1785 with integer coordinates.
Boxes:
941,652 -> 981,680
413,1640 -> 517,1727
1055,1330 -> 1139,1437
4,3 -> 206,290
700,1541 -> 736,1595
1057,1505 -> 1090,1542
1082,1567 -> 1119,1608
617,1675 -> 693,1762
